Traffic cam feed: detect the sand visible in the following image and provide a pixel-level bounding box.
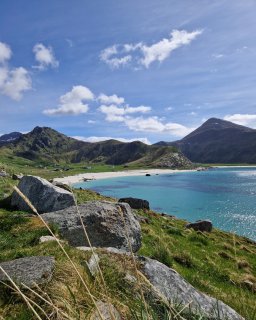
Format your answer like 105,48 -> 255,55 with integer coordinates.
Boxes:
53,168 -> 196,185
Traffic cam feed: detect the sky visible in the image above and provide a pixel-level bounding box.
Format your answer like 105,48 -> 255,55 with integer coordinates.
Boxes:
0,0 -> 256,144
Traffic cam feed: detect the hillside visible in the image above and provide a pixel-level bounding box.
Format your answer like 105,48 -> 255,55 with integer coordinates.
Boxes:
0,175 -> 255,319
0,126 -> 191,168
156,118 -> 256,164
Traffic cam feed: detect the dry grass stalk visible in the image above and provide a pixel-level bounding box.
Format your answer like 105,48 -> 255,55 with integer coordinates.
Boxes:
71,189 -> 117,320
13,186 -> 105,320
0,266 -> 43,320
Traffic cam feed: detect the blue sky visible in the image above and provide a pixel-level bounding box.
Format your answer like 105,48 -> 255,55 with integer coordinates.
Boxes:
0,0 -> 256,143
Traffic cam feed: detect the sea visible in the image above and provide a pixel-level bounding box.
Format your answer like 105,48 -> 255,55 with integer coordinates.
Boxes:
74,167 -> 256,241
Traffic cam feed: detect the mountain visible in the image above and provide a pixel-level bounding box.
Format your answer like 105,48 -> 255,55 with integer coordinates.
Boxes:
0,126 -> 191,168
156,118 -> 256,163
0,132 -> 22,146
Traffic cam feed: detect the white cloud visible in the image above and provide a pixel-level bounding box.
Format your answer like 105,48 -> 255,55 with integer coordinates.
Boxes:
72,135 -> 151,144
141,29 -> 203,67
88,120 -> 96,124
100,45 -> 132,68
224,114 -> 256,127
0,42 -> 31,100
212,53 -> 224,59
33,43 -> 59,70
43,85 -> 94,115
99,104 -> 151,122
0,42 -> 12,63
165,106 -> 173,111
100,29 -> 203,69
124,116 -> 193,136
189,111 -> 197,116
98,93 -> 125,105
0,66 -> 31,100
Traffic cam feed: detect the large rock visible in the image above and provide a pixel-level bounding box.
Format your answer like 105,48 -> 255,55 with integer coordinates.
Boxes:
186,220 -> 213,232
141,257 -> 244,320
41,201 -> 141,252
0,256 -> 55,287
118,197 -> 150,210
11,175 -> 75,213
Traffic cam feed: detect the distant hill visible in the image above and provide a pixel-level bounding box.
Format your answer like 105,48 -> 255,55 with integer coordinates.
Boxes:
155,118 -> 256,163
0,126 -> 191,168
0,132 -> 22,146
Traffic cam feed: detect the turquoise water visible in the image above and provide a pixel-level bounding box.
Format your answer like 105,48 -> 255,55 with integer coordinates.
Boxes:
74,168 -> 256,240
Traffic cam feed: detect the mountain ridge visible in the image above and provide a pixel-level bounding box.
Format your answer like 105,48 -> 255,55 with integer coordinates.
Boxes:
156,118 -> 256,163
0,126 -> 191,168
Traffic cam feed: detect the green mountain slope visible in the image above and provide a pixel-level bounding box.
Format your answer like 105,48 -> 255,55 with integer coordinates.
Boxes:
0,126 -> 191,168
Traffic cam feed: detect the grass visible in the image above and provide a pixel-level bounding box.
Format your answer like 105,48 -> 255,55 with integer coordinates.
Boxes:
0,164 -> 256,319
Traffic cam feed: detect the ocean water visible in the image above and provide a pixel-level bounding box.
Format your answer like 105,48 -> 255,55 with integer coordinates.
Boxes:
74,167 -> 256,240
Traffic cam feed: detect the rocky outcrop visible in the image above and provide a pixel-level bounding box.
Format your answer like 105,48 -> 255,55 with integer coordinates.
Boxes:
186,220 -> 213,232
118,197 -> 150,210
0,256 -> 55,287
11,175 -> 75,213
141,257 -> 244,320
41,201 -> 141,252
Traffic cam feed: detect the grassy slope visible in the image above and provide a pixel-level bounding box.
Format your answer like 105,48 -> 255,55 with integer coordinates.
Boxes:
0,165 -> 256,319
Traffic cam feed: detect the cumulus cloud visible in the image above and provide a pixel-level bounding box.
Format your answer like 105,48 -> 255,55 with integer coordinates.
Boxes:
72,135 -> 151,144
124,116 -> 193,136
0,41 -> 31,100
224,114 -> 256,127
100,45 -> 132,68
99,104 -> 151,122
100,29 -> 203,69
33,43 -> 59,70
98,93 -> 125,105
98,101 -> 193,137
140,29 -> 203,67
43,85 -> 94,115
0,42 -> 12,63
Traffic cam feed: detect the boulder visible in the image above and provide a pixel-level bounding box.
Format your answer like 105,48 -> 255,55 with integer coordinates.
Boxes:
87,253 -> 100,276
41,201 -> 141,252
140,257 -> 244,320
51,181 -> 72,192
11,175 -> 75,214
186,220 -> 213,232
89,301 -> 121,320
118,197 -> 150,210
0,256 -> 55,287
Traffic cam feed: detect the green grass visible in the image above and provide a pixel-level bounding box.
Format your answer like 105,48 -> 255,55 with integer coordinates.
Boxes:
0,174 -> 255,319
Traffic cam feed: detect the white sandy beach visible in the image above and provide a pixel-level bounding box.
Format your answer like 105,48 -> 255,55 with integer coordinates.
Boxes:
54,168 -> 196,185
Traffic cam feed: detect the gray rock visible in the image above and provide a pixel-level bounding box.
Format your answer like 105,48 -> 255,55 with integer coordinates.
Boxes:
186,220 -> 213,232
0,256 -> 55,287
119,197 -> 150,210
89,300 -> 121,320
87,253 -> 100,276
11,175 -> 75,214
141,257 -> 244,320
39,235 -> 57,243
41,201 -> 141,252
51,181 -> 72,192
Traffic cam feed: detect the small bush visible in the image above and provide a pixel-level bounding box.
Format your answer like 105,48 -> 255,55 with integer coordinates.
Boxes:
173,252 -> 194,268
188,233 -> 209,246
150,241 -> 173,267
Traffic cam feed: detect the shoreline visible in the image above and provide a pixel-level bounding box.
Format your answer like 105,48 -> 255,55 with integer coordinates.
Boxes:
54,168 -> 196,185
53,165 -> 256,185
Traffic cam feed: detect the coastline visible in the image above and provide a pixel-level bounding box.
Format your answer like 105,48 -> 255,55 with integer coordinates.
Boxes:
54,168 -> 196,185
